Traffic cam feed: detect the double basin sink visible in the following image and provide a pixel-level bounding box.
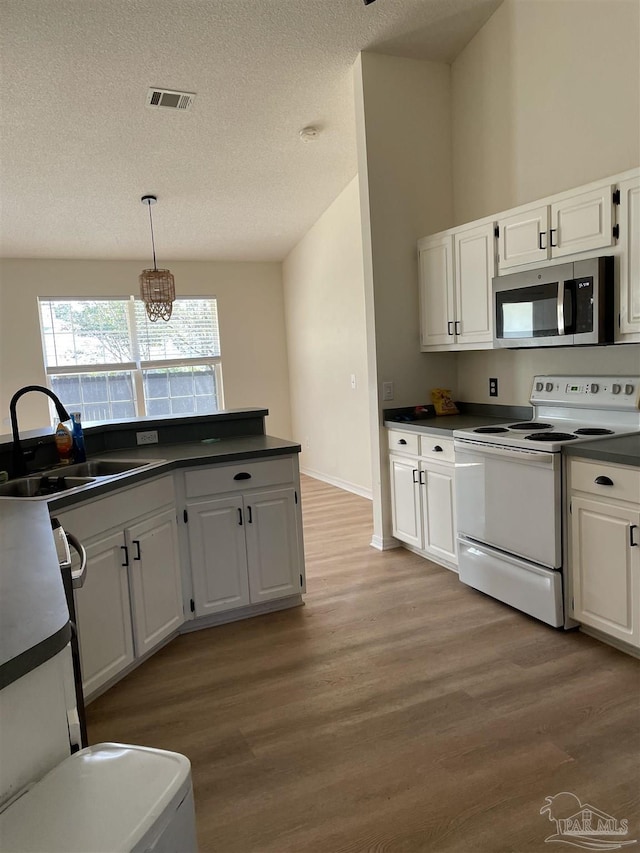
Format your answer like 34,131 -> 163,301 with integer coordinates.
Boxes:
0,459 -> 165,499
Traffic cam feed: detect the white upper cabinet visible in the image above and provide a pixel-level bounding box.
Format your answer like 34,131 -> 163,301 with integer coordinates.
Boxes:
497,180 -> 615,270
418,234 -> 455,348
617,174 -> 640,341
418,167 -> 638,352
498,204 -> 549,270
453,222 -> 495,346
550,183 -> 614,258
419,221 -> 494,351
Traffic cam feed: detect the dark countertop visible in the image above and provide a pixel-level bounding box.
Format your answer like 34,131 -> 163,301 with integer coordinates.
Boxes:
47,435 -> 301,511
563,433 -> 640,468
384,415 -> 516,436
0,431 -> 300,690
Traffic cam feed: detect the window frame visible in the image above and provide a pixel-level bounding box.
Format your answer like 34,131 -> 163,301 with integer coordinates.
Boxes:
38,296 -> 224,421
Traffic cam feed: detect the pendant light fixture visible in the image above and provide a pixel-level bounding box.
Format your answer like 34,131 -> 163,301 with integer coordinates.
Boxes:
139,194 -> 175,322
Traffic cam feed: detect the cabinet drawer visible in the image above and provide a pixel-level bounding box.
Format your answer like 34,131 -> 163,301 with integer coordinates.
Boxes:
184,456 -> 295,498
570,459 -> 640,504
420,435 -> 454,463
55,475 -> 175,540
387,430 -> 419,456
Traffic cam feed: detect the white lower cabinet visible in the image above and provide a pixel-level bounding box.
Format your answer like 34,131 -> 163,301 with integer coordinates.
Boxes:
184,456 -> 305,618
388,430 -> 457,569
568,459 -> 640,649
126,509 -> 183,657
74,530 -> 135,697
55,476 -> 183,699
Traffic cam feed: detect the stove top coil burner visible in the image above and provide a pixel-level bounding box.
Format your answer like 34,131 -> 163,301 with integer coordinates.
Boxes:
573,428 -> 615,436
473,427 -> 510,434
509,422 -> 553,431
525,432 -> 578,442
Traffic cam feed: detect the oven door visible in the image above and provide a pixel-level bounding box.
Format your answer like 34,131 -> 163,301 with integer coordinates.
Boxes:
454,439 -> 561,568
493,263 -> 573,348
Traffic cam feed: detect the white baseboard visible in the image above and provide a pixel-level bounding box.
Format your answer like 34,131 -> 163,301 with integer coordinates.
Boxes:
301,466 -> 372,500
370,534 -> 401,551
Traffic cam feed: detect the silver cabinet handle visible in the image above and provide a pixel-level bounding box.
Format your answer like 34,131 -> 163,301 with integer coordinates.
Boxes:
412,469 -> 418,484
66,532 -> 87,589
455,321 -> 461,335
447,321 -> 454,336
631,525 -> 638,547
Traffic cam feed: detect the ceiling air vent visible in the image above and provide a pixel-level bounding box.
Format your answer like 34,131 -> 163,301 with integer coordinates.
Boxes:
146,88 -> 195,111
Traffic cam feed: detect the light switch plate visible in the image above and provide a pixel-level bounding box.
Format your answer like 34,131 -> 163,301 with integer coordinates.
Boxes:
382,381 -> 394,401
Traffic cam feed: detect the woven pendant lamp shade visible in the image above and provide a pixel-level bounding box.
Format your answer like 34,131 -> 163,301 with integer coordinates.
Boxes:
139,195 -> 175,322
139,269 -> 175,321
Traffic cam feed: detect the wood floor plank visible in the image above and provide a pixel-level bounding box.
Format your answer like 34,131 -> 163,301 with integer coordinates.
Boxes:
87,474 -> 640,852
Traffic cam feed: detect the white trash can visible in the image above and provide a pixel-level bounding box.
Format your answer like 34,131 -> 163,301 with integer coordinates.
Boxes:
0,743 -> 198,852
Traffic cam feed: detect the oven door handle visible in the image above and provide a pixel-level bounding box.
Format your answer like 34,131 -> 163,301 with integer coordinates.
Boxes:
65,532 -> 88,589
454,438 -> 557,465
557,281 -> 565,336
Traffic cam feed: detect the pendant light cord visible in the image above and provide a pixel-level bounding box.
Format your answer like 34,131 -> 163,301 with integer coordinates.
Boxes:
147,201 -> 158,271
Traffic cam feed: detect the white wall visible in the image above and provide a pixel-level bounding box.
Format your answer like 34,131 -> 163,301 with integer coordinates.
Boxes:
452,0 -> 640,404
282,177 -> 372,497
452,0 -> 640,225
0,259 -> 292,438
354,52 -> 457,546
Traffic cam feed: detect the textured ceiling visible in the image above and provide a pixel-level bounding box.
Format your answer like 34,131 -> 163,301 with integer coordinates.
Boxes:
0,0 -> 501,262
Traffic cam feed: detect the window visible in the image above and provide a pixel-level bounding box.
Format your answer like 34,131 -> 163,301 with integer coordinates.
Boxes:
38,298 -> 223,422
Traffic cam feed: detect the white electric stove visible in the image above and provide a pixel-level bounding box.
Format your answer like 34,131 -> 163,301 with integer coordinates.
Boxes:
453,376 -> 640,628
454,375 -> 640,453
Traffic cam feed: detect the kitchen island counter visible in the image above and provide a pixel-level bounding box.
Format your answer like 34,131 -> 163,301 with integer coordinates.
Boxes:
1,407 -> 300,691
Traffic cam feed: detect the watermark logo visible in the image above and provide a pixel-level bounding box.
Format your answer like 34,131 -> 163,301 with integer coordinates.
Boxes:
540,792 -> 637,850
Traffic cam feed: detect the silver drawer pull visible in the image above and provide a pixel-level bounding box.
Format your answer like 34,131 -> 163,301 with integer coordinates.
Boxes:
594,475 -> 614,486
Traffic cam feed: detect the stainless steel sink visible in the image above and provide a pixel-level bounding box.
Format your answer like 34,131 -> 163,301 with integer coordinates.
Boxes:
0,475 -> 96,498
50,459 -> 154,478
0,458 -> 165,499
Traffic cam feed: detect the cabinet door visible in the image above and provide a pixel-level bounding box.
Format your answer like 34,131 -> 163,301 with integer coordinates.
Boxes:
126,509 -> 184,657
454,222 -> 495,345
389,455 -> 422,548
618,175 -> 640,340
421,461 -> 457,567
244,488 -> 302,603
498,205 -> 549,270
571,497 -> 640,647
550,184 -> 614,258
187,496 -> 250,616
418,236 -> 455,348
74,530 -> 134,697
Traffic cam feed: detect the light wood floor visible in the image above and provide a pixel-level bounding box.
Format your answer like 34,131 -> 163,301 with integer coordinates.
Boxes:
87,475 -> 640,852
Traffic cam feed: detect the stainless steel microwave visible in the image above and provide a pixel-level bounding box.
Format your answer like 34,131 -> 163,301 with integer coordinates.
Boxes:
493,256 -> 614,348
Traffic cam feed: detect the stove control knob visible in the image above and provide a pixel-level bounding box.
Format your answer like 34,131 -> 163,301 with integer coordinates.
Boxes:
625,384 -> 635,395
535,382 -> 544,392
590,383 -> 599,394
545,382 -> 553,392
612,383 -> 621,394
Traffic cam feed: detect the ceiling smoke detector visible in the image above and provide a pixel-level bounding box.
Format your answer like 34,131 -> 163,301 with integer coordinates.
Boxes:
146,88 -> 196,111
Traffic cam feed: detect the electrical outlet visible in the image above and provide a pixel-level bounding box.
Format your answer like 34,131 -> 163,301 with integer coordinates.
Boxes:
489,378 -> 498,397
382,381 -> 394,401
136,430 -> 159,445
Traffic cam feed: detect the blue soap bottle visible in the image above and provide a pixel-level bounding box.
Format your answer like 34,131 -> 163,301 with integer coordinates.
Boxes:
71,412 -> 87,463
